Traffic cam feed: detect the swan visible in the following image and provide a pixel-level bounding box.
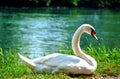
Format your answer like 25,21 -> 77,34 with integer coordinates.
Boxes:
18,24 -> 98,74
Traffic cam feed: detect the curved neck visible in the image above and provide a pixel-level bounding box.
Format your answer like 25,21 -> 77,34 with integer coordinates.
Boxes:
72,27 -> 97,67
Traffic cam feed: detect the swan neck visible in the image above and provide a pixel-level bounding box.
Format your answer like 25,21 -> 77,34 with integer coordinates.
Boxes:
72,27 -> 83,56
72,27 -> 97,68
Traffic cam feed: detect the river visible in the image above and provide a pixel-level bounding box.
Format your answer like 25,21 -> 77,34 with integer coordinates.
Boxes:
0,8 -> 120,57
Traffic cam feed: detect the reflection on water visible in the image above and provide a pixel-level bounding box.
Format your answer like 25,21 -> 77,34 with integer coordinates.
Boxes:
0,8 -> 120,57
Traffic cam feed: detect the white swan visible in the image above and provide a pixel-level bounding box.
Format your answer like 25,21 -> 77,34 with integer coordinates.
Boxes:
18,24 -> 98,74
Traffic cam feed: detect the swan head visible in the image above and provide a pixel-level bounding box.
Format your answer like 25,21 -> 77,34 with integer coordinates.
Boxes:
81,24 -> 98,40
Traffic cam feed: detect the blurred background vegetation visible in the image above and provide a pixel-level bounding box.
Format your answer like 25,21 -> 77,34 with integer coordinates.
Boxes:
0,0 -> 120,9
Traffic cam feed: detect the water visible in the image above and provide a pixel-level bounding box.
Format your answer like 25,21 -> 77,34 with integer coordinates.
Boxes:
0,8 -> 120,57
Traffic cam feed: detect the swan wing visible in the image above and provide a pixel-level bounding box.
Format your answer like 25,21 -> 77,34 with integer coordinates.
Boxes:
33,53 -> 79,65
33,53 -> 89,68
32,53 -> 91,74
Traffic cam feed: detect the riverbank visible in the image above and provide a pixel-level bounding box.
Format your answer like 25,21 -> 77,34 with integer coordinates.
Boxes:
0,46 -> 120,79
0,0 -> 119,9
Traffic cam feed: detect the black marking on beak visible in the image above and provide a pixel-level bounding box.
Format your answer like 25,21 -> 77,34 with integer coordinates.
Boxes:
91,28 -> 98,40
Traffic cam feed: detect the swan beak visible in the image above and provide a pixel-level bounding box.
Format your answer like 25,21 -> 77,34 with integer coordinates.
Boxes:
91,32 -> 98,40
93,34 -> 98,40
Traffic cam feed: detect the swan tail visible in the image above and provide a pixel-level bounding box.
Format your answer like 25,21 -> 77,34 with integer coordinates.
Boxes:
18,53 -> 36,69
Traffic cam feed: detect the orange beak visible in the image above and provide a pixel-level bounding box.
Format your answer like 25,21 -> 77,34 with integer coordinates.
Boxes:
91,31 -> 98,40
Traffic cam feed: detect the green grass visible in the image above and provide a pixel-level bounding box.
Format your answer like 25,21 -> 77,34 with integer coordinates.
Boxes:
0,45 -> 120,79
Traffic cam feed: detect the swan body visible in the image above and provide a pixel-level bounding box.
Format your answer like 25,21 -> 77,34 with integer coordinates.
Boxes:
18,24 -> 98,74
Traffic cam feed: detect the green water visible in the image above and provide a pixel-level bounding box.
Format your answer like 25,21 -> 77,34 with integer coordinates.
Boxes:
0,8 -> 120,56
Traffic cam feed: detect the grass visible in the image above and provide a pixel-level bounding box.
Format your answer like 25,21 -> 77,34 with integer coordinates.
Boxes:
0,45 -> 120,79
